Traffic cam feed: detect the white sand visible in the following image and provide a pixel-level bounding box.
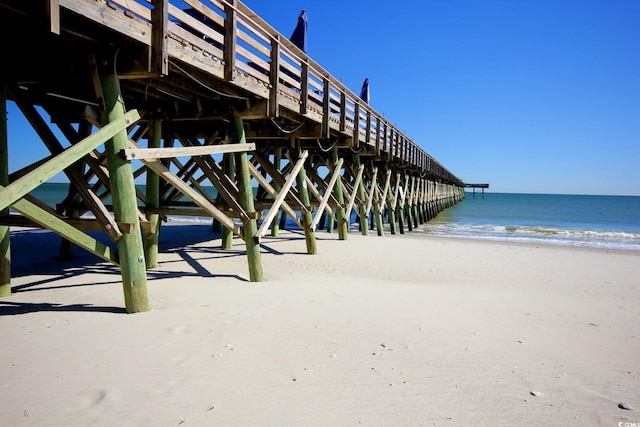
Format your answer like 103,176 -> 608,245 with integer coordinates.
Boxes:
1,226 -> 639,425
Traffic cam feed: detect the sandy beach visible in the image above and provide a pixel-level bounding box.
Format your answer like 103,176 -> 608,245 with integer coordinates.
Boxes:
1,225 -> 639,426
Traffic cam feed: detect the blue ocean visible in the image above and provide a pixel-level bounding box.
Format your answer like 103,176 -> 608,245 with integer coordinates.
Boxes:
27,185 -> 640,251
423,192 -> 640,251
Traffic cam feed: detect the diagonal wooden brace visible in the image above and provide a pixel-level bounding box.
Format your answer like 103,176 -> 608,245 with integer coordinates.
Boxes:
256,150 -> 308,240
3,184 -> 119,265
127,140 -> 244,239
0,110 -> 140,213
310,158 -> 343,231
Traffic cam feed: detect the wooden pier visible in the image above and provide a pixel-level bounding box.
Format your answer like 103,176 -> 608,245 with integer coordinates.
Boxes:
0,0 -> 466,312
465,184 -> 489,199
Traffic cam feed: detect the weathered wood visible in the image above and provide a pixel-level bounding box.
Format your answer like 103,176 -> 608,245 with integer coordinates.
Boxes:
4,188 -> 119,265
247,162 -> 303,232
234,116 -> 262,282
122,142 -> 255,160
0,214 -> 155,236
10,88 -> 124,242
387,168 -> 397,235
253,151 -> 309,214
256,150 -> 308,240
223,0 -> 237,81
270,147 -> 283,236
310,158 -> 343,231
354,156 -> 369,236
0,110 -> 140,213
294,143 -> 316,254
331,147 -> 348,240
221,152 -> 235,249
129,140 -> 244,238
345,164 -> 364,222
269,36 -> 280,117
45,0 -> 60,34
304,175 -> 337,224
100,71 -> 150,314
151,0 -> 169,75
365,167 -> 378,217
0,83 -> 10,296
145,115 -> 162,269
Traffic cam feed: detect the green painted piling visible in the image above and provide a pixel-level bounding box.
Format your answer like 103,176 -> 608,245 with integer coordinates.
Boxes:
296,142 -> 317,254
234,116 -> 263,282
100,71 -> 150,313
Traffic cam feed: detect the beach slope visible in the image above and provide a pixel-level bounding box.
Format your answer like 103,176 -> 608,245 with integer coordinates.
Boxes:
1,227 -> 639,425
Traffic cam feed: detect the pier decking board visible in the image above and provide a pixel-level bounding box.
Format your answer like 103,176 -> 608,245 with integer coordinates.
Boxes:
0,0 -> 469,311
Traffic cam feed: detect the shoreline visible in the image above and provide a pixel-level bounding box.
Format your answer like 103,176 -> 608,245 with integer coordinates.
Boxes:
1,228 -> 639,425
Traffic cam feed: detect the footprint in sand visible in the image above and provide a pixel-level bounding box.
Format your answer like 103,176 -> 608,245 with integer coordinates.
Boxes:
77,389 -> 108,408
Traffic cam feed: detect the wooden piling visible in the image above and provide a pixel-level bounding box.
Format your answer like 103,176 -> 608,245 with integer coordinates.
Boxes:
295,141 -> 317,254
144,115 -> 162,269
354,155 -> 369,236
0,82 -> 10,297
331,147 -> 348,240
99,71 -> 150,313
270,147 -> 283,237
233,116 -> 263,282
387,167 -> 397,235
221,152 -> 235,249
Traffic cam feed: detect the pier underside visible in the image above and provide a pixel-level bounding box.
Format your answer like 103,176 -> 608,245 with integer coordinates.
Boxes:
0,0 -> 465,312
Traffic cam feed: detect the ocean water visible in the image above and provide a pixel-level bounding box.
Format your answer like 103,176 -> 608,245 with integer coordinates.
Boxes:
423,192 -> 640,251
25,184 -> 640,251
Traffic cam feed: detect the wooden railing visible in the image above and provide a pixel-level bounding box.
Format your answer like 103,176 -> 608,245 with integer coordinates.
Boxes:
59,0 -> 462,185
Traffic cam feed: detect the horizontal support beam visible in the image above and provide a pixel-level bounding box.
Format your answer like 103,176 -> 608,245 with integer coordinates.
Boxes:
3,186 -> 119,265
0,214 -> 156,236
127,140 -> 244,239
122,142 -> 256,160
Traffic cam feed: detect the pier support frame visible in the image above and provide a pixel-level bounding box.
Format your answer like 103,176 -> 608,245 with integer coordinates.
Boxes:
234,116 -> 263,282
100,70 -> 150,313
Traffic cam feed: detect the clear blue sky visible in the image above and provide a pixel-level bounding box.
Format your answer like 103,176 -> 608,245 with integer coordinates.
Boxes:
5,0 -> 640,195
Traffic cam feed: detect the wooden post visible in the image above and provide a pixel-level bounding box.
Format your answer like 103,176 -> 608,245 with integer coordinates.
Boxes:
387,166 -> 397,235
270,147 -> 282,237
295,141 -> 317,254
151,0 -> 169,76
0,82 -> 10,297
224,0 -> 237,81
100,71 -> 150,313
355,155 -> 369,236
234,116 -> 263,282
331,147 -> 347,240
144,115 -> 162,269
371,163 -> 383,236
221,152 -> 235,249
405,173 -> 413,232
58,162 -> 84,260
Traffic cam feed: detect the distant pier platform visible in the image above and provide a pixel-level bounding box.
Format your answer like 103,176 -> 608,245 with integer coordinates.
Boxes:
464,184 -> 490,199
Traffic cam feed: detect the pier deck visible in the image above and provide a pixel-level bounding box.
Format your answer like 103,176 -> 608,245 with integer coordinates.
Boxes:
1,0 -> 466,311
